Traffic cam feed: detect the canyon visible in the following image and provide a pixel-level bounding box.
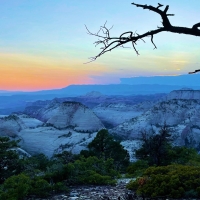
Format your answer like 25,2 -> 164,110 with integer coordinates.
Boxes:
0,88 -> 200,159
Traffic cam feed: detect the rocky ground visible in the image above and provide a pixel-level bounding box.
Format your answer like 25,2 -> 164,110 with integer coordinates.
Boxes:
66,183 -> 135,200
27,179 -> 137,200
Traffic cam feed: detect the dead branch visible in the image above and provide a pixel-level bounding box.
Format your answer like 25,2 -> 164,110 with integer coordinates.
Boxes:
189,69 -> 200,74
85,2 -> 200,72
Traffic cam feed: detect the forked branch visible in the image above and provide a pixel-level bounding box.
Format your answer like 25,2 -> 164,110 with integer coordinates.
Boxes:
86,2 -> 200,71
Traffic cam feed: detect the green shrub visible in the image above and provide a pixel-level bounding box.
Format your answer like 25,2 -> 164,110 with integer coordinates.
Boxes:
126,164 -> 200,198
30,177 -> 51,198
66,156 -> 119,185
0,173 -> 31,200
77,170 -> 116,185
52,182 -> 69,193
44,161 -> 71,183
126,160 -> 149,177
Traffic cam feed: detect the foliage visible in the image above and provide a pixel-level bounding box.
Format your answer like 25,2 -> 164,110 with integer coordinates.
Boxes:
81,129 -> 130,171
0,174 -> 58,199
66,156 -> 119,185
29,177 -> 52,198
126,160 -> 149,177
0,151 -> 70,198
135,126 -> 173,166
52,182 -> 69,193
0,137 -> 21,183
127,165 -> 200,199
44,162 -> 69,183
169,146 -> 198,165
0,133 -> 129,199
0,173 -> 31,200
53,150 -> 76,164
0,173 -> 68,199
22,153 -> 50,172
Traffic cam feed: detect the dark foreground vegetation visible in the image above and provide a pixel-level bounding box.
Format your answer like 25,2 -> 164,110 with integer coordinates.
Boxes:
127,125 -> 200,199
0,129 -> 129,199
1,127 -> 200,199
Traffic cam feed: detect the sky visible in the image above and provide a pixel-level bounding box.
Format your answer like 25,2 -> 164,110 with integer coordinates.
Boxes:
0,0 -> 200,91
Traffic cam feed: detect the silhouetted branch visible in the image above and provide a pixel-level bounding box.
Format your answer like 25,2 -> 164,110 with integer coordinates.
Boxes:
86,2 -> 200,72
189,69 -> 200,74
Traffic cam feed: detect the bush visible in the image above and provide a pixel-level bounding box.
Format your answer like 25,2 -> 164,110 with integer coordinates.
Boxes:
44,162 -> 70,183
127,164 -> 200,198
126,160 -> 149,177
22,153 -> 51,177
66,156 -> 119,185
77,170 -> 116,185
30,177 -> 51,198
52,182 -> 69,193
0,174 -> 69,199
0,173 -> 31,200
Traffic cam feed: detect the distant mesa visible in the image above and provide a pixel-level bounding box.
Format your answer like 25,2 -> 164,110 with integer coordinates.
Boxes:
120,74 -> 200,87
83,91 -> 105,97
167,89 -> 200,100
179,88 -> 193,91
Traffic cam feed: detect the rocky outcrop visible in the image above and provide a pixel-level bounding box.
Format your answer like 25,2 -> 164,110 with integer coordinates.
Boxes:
18,128 -> 97,157
0,114 -> 43,138
110,99 -> 200,148
93,101 -> 155,128
167,88 -> 200,100
0,115 -> 26,137
25,101 -> 104,132
0,103 -> 104,157
43,102 -> 105,132
66,182 -> 135,200
5,89 -> 200,158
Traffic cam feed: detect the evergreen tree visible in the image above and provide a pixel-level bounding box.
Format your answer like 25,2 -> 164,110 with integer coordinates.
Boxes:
0,137 -> 20,183
135,125 -> 172,166
81,129 -> 130,171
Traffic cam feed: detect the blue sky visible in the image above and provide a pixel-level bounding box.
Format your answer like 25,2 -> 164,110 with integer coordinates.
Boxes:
0,0 -> 199,90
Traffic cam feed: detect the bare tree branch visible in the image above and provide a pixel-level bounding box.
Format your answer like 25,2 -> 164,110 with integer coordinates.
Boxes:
86,2 -> 200,72
189,69 -> 200,74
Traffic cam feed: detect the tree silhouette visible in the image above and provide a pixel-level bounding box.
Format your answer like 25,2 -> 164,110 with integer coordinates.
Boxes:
86,2 -> 200,73
81,129 -> 130,171
0,137 -> 20,183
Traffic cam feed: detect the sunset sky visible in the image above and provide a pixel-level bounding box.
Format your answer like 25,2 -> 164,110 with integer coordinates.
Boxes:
0,0 -> 200,91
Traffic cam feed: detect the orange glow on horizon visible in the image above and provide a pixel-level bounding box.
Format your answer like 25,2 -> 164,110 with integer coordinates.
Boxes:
0,50 -> 195,91
0,53 -> 112,91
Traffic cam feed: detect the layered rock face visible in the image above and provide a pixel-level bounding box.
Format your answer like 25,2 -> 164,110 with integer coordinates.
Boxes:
0,102 -> 104,157
167,89 -> 200,100
110,97 -> 200,149
18,128 -> 97,157
39,101 -> 104,132
93,101 -> 155,128
0,115 -> 21,137
3,89 -> 200,158
0,114 -> 42,137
